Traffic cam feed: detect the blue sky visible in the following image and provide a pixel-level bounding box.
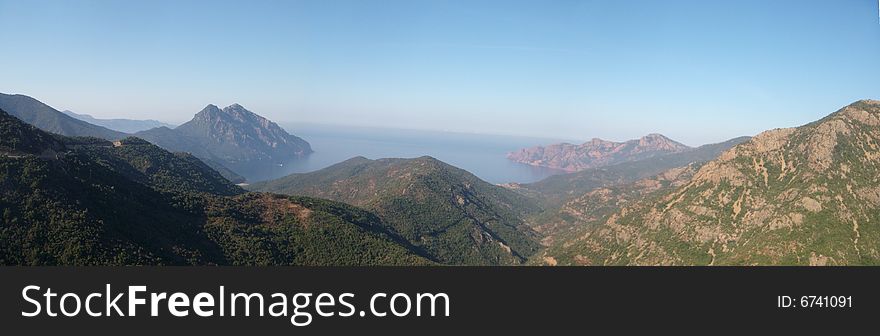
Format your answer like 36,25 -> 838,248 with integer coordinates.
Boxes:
1,0 -> 878,145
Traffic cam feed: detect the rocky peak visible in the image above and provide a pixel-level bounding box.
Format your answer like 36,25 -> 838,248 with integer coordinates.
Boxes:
638,133 -> 689,151
200,104 -> 222,114
221,103 -> 251,117
193,104 -> 222,121
156,103 -> 313,180
640,133 -> 669,142
853,99 -> 880,106
190,103 -> 272,129
834,100 -> 880,126
193,103 -> 266,122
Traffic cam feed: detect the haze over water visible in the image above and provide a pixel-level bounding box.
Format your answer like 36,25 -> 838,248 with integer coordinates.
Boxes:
276,123 -> 570,184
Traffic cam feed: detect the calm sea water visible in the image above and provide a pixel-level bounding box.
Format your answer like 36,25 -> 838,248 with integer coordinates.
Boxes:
263,123 -> 570,184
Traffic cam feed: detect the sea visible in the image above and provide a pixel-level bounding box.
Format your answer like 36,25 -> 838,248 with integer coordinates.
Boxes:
262,123 -> 572,185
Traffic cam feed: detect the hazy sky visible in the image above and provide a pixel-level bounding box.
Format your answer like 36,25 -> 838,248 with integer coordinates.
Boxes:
1,0 -> 878,146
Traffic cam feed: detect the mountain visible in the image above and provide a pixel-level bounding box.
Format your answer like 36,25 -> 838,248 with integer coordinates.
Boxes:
514,136 -> 751,206
248,156 -> 543,265
0,93 -> 127,140
509,136 -> 749,256
507,133 -> 690,172
533,163 -> 702,261
63,110 -> 175,133
136,104 -> 312,181
0,93 -> 297,182
541,100 -> 880,265
0,109 -> 429,265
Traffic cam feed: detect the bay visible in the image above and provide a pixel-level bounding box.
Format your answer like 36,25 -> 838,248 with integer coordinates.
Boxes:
262,123 -> 571,184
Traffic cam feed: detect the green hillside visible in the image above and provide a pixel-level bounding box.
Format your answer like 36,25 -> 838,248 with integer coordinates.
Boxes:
249,156 -> 543,265
0,109 -> 429,265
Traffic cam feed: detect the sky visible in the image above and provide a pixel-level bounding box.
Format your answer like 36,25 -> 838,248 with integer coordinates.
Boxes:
1,0 -> 878,146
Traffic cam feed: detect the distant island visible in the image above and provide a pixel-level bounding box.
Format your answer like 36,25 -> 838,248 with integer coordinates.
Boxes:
63,110 -> 176,133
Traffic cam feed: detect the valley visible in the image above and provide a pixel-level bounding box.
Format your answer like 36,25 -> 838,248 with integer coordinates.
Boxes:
2,93 -> 879,266
533,100 -> 880,266
249,156 -> 542,265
